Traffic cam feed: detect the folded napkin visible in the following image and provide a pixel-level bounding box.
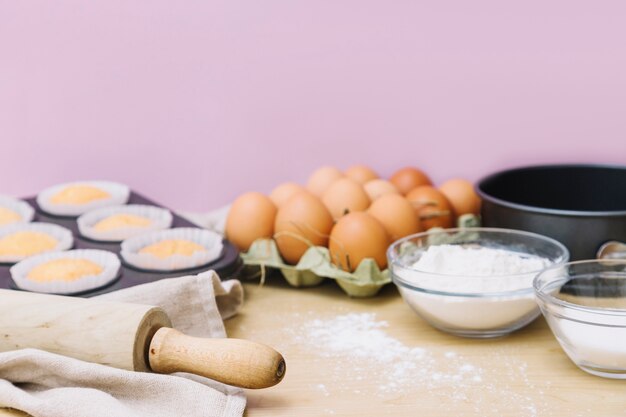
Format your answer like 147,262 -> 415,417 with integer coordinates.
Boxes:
0,271 -> 246,417
178,205 -> 230,236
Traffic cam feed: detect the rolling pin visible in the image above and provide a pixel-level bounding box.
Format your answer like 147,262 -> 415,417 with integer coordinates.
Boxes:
0,289 -> 285,389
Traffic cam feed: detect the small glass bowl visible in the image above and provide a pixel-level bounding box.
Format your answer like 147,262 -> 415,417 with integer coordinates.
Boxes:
534,260 -> 626,379
388,228 -> 569,338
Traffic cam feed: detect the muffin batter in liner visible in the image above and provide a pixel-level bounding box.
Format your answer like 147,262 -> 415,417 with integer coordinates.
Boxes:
78,204 -> 173,242
37,181 -> 130,216
121,228 -> 223,271
0,223 -> 73,263
0,195 -> 35,225
10,249 -> 121,295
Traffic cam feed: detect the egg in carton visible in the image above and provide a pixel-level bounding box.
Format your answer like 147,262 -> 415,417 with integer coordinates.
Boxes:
241,238 -> 389,298
241,214 -> 480,298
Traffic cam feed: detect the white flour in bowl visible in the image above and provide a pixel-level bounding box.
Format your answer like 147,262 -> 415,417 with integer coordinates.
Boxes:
394,245 -> 552,332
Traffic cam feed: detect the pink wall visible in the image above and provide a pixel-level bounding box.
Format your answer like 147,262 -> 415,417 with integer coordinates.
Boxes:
2,1 -> 626,211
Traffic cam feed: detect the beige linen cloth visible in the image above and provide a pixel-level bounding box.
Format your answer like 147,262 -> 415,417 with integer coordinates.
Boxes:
0,271 -> 247,417
178,206 -> 230,236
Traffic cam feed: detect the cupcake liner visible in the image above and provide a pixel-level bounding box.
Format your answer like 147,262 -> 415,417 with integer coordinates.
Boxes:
0,195 -> 35,225
0,222 -> 74,263
121,228 -> 224,272
37,181 -> 130,216
78,204 -> 173,242
10,249 -> 121,295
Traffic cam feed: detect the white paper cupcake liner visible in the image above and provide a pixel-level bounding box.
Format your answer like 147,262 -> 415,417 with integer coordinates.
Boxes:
10,249 -> 121,295
0,222 -> 74,263
0,195 -> 35,225
121,228 -> 224,272
37,181 -> 130,216
77,204 -> 173,242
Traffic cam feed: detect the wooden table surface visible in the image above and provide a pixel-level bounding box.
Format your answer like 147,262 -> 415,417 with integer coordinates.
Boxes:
2,276 -> 626,416
230,277 -> 626,417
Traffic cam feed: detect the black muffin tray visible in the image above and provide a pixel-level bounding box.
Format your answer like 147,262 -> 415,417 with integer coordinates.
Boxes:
0,192 -> 242,296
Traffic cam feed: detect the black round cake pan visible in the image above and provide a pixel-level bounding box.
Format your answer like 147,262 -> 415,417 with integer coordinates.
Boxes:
477,164 -> 626,260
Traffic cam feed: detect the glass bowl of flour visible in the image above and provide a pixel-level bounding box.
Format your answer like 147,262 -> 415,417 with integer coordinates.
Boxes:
388,228 -> 569,338
534,260 -> 626,379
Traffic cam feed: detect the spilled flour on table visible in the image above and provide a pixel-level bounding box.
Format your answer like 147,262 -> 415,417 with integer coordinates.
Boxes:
283,312 -> 549,416
295,313 -> 484,396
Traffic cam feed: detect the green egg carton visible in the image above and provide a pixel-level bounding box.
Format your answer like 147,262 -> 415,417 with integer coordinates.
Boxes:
240,214 -> 480,298
240,238 -> 389,297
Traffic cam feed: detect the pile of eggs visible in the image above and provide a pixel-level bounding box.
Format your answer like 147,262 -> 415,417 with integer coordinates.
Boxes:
225,165 -> 481,272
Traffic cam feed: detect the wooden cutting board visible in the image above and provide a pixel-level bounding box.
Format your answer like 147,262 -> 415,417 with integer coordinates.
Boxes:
3,277 -> 626,416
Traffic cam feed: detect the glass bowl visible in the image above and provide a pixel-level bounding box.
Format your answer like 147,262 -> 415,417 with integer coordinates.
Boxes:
388,228 -> 569,338
534,260 -> 626,379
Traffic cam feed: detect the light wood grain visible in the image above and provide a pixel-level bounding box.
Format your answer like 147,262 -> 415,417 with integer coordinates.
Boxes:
0,289 -> 171,372
226,277 -> 626,417
149,327 -> 286,389
3,277 -> 626,416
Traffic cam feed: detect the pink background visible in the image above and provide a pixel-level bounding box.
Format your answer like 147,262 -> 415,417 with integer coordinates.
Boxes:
2,1 -> 626,211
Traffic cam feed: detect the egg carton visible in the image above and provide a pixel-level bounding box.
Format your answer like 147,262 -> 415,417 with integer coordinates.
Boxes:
241,214 -> 480,298
241,238 -> 389,297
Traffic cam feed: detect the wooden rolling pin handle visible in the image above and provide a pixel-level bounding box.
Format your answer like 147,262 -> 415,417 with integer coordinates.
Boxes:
148,328 -> 286,389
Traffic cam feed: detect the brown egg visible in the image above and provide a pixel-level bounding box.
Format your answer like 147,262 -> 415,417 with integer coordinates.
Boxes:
363,179 -> 400,201
328,212 -> 390,272
306,166 -> 344,197
322,178 -> 371,220
406,186 -> 454,230
367,194 -> 422,242
225,192 -> 277,251
439,178 -> 482,216
345,165 -> 379,184
389,167 -> 433,195
274,192 -> 334,264
269,182 -> 305,208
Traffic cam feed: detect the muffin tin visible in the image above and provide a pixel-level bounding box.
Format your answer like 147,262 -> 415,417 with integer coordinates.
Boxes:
0,191 -> 241,296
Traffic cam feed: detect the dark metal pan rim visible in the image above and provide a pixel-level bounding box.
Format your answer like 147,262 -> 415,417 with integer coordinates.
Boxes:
477,163 -> 626,218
